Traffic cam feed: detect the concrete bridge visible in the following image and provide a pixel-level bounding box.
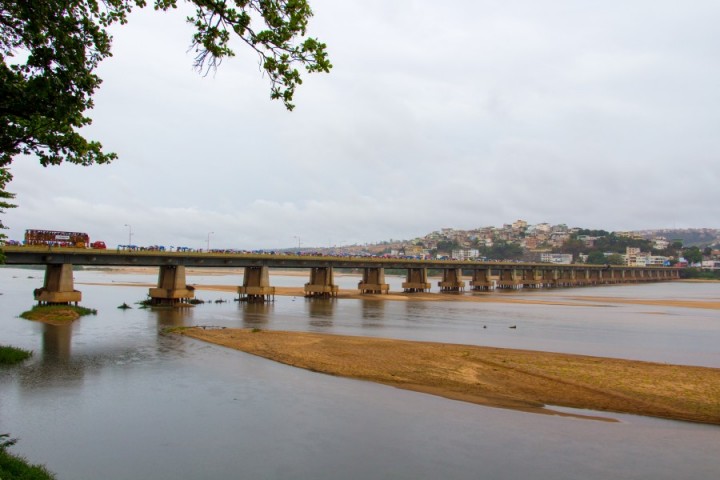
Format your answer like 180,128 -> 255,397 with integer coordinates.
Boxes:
1,246 -> 680,305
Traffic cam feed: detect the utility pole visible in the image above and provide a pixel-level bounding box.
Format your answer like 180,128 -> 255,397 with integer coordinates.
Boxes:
124,224 -> 133,246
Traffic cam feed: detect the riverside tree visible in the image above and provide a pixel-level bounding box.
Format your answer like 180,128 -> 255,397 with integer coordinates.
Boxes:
0,0 -> 332,236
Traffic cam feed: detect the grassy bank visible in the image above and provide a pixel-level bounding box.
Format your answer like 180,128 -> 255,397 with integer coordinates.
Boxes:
0,435 -> 55,480
0,345 -> 33,365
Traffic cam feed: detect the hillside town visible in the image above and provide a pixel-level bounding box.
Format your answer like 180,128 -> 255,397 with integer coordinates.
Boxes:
337,222 -> 720,270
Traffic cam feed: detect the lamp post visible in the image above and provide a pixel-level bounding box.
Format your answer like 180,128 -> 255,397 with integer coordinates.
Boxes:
124,224 -> 133,246
206,231 -> 214,252
293,235 -> 301,250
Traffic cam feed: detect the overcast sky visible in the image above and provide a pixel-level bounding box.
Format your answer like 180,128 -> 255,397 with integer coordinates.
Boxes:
5,0 -> 720,249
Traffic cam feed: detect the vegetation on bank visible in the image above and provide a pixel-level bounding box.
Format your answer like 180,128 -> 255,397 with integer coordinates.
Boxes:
0,434 -> 56,480
20,305 -> 97,323
680,268 -> 720,280
0,345 -> 32,365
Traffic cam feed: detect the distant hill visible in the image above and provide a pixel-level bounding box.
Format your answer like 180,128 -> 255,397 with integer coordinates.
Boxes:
634,229 -> 720,247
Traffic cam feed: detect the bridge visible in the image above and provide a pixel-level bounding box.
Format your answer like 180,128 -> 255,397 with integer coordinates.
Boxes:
2,246 -> 680,305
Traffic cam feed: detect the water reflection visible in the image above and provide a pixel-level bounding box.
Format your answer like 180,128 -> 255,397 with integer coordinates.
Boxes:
306,299 -> 335,328
239,302 -> 274,328
18,323 -> 86,391
360,299 -> 385,328
154,306 -> 195,328
42,323 -> 73,361
403,301 -> 436,325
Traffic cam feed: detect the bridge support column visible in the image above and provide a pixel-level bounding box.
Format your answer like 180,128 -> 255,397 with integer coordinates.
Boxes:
470,268 -> 494,291
542,268 -> 559,287
498,268 -> 522,290
575,268 -> 590,286
238,266 -> 276,302
559,268 -> 576,287
149,265 -> 195,305
34,264 -> 82,305
402,268 -> 431,292
605,269 -> 617,284
439,268 -> 465,292
358,267 -> 389,294
522,268 -> 544,288
304,267 -> 338,298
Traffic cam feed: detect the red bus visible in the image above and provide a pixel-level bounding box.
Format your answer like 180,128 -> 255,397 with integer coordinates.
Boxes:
24,229 -> 90,248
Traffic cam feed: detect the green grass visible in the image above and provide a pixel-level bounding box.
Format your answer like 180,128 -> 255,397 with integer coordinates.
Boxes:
19,305 -> 97,323
0,346 -> 33,365
0,435 -> 56,480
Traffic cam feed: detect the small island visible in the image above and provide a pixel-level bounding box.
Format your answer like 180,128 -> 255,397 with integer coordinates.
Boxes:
20,305 -> 97,325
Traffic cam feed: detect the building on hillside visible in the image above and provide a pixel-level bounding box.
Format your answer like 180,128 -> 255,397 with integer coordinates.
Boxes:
523,237 -> 539,249
535,223 -> 552,234
624,247 -> 668,266
653,237 -> 669,250
402,245 -> 425,256
576,235 -> 597,247
512,220 -> 528,232
452,249 -> 480,260
540,253 -> 573,264
701,260 -> 720,270
647,255 -> 669,266
549,233 -> 570,247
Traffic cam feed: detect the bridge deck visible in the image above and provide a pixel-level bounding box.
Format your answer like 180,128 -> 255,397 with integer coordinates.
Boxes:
1,246 -> 676,273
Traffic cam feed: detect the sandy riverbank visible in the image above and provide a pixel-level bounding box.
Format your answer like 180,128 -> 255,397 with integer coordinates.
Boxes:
77,266 -> 720,310
76,280 -> 720,310
177,328 -> 720,425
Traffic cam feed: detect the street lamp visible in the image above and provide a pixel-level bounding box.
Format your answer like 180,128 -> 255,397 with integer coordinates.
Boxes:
124,224 -> 133,246
206,231 -> 214,252
293,235 -> 301,250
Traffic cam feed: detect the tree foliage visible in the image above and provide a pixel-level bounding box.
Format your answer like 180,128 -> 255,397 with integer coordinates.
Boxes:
606,253 -> 624,265
481,240 -> 524,261
682,246 -> 703,264
585,250 -> 606,265
0,0 -> 331,231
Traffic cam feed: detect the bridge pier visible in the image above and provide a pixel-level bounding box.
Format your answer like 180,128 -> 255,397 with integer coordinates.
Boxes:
304,267 -> 338,298
522,268 -> 544,288
470,268 -> 494,291
564,268 -> 577,287
439,268 -> 465,292
238,266 -> 276,302
358,267 -> 389,294
497,268 -> 522,290
402,268 -> 431,292
34,264 -> 82,305
542,268 -> 560,287
148,265 -> 195,305
607,268 -> 622,284
575,268 -> 590,287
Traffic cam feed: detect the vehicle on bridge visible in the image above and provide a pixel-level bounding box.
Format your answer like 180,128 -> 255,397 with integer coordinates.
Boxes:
24,229 -> 106,249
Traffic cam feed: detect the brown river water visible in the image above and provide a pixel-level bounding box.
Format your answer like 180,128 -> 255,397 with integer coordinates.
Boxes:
1,267 -> 719,479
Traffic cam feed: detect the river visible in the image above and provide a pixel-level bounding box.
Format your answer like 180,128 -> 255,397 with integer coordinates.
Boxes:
1,266 -> 719,479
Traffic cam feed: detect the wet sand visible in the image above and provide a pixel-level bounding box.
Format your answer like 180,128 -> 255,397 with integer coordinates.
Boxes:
177,328 -> 720,425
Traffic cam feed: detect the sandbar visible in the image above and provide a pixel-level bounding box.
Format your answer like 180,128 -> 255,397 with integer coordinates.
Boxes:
177,328 -> 720,425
